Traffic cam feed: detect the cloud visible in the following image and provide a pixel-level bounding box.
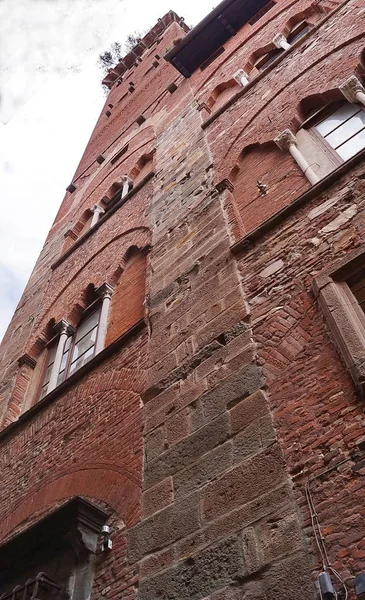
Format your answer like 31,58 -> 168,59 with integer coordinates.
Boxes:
0,0 -> 216,342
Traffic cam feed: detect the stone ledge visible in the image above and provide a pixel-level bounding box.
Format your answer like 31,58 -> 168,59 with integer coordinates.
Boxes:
230,148 -> 365,255
0,319 -> 146,444
51,171 -> 155,270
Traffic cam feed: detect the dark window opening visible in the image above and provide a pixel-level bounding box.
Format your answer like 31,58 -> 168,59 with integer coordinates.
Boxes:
287,21 -> 313,45
255,48 -> 283,71
347,269 -> 365,314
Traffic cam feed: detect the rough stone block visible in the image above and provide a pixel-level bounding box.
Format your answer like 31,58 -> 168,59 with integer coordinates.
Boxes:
201,444 -> 286,522
201,365 -> 265,422
139,537 -> 247,600
259,512 -> 304,563
128,494 -> 200,563
242,527 -> 262,575
233,415 -> 276,463
263,552 -> 316,600
230,390 -> 269,436
145,425 -> 165,461
142,476 -> 174,518
174,441 -> 233,498
144,412 -> 230,488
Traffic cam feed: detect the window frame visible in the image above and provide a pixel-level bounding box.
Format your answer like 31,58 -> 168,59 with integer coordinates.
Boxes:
39,302 -> 102,399
313,245 -> 365,395
254,48 -> 284,72
287,21 -> 313,45
305,100 -> 365,167
66,303 -> 101,378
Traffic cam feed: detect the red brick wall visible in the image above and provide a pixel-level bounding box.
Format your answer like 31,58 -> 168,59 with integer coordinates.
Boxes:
231,142 -> 309,233
106,251 -> 147,346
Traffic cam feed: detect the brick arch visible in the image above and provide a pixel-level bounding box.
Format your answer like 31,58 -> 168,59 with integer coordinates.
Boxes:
129,152 -> 154,186
221,35 -> 365,171
207,79 -> 241,112
0,465 -> 141,542
228,140 -> 309,234
245,41 -> 276,74
27,228 -> 152,352
282,2 -> 327,37
294,88 -> 343,124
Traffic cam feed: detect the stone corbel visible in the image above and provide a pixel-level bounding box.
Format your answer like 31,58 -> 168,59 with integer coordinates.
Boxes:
340,75 -> 365,107
18,353 -> 37,369
215,178 -> 234,193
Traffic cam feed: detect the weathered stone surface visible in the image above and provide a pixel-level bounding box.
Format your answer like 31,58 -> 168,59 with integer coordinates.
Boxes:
229,390 -> 269,435
174,441 -> 233,498
144,412 -> 230,488
128,493 -> 200,563
201,444 -> 286,522
139,537 -> 247,600
232,414 -> 275,463
142,476 -> 174,518
200,365 -> 265,422
145,425 -> 166,461
263,553 -> 316,600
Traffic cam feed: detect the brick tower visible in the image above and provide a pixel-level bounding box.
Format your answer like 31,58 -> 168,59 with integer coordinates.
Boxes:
1,1 -> 365,599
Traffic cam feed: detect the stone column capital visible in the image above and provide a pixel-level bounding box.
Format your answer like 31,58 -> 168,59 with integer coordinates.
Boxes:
120,175 -> 133,185
272,33 -> 289,50
274,129 -> 297,151
91,204 -> 105,216
339,75 -> 365,103
96,282 -> 114,300
54,319 -> 74,337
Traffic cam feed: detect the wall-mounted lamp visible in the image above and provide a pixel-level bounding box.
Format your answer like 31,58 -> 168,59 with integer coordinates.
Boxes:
100,525 -> 112,552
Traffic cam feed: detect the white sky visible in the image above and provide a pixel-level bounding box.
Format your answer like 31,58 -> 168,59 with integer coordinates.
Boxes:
0,0 -> 216,341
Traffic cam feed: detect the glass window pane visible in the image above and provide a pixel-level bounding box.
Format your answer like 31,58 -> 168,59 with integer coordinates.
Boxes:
336,128 -> 365,161
75,311 -> 99,343
47,345 -> 57,368
43,364 -> 53,387
40,385 -> 49,399
69,346 -> 95,375
71,326 -> 97,363
59,348 -> 70,372
316,104 -> 360,137
325,112 -> 365,148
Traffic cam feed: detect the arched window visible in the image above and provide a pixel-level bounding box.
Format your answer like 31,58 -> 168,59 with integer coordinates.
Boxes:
105,248 -> 147,346
287,20 -> 313,45
309,100 -> 365,163
39,283 -> 114,398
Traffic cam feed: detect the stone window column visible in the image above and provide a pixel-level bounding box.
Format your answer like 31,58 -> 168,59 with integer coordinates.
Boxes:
233,69 -> 249,87
121,176 -> 133,199
272,33 -> 291,51
275,129 -> 320,185
95,283 -> 114,354
90,204 -> 105,227
48,320 -> 73,393
340,75 -> 365,108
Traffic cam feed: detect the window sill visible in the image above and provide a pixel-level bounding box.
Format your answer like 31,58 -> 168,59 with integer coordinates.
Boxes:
0,319 -> 146,443
230,147 -> 365,255
201,0 -> 349,130
52,171 -> 155,270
